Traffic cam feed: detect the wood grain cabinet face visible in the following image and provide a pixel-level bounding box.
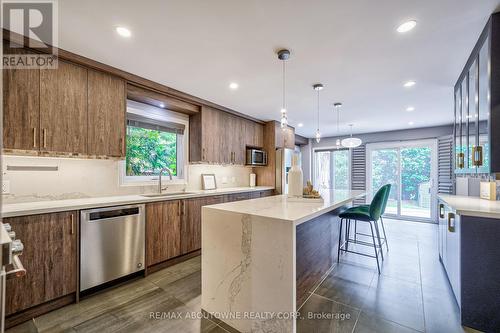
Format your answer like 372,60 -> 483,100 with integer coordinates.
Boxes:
146,200 -> 182,266
88,70 -> 126,157
4,211 -> 77,315
181,195 -> 224,254
3,52 -> 40,151
40,61 -> 88,154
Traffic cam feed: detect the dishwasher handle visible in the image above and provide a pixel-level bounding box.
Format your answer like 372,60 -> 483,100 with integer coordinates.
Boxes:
86,206 -> 141,221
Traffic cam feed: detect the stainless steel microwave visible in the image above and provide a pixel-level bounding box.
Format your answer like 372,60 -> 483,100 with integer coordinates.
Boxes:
246,148 -> 268,166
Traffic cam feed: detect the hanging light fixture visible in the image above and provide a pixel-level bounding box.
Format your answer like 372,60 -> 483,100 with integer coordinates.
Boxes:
341,124 -> 363,148
277,49 -> 290,129
313,84 -> 324,143
333,103 -> 342,148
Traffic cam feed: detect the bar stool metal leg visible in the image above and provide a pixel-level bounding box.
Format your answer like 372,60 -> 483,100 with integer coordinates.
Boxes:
379,216 -> 389,251
346,219 -> 351,252
369,222 -> 381,274
373,221 -> 384,261
337,218 -> 343,263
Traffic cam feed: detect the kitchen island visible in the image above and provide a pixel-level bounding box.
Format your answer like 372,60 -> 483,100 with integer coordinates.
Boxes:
201,190 -> 365,333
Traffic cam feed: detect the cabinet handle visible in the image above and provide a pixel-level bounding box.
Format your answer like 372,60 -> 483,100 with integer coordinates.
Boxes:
43,128 -> 47,148
439,204 -> 444,219
456,152 -> 464,169
177,201 -> 181,217
202,148 -> 206,161
33,127 -> 37,148
448,212 -> 455,232
119,137 -> 124,155
70,214 -> 75,235
472,146 -> 483,167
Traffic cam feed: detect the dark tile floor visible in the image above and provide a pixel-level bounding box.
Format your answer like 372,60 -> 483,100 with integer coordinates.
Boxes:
8,219 -> 480,333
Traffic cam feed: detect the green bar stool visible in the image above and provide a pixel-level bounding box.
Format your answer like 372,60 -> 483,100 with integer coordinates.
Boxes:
337,184 -> 391,274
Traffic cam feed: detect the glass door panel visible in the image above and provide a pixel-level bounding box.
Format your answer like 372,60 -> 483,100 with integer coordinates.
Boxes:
401,147 -> 432,219
314,151 -> 331,190
371,149 -> 398,215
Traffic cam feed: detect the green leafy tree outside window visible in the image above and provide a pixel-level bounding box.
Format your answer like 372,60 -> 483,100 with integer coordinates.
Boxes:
126,126 -> 177,176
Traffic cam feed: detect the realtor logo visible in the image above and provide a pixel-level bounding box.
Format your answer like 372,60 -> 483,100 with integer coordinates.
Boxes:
2,0 -> 58,69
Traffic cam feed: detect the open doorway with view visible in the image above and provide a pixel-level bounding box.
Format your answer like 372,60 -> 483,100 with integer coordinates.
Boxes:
366,140 -> 438,223
313,148 -> 350,190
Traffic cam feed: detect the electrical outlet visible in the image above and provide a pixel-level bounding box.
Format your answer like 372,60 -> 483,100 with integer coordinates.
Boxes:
2,180 -> 10,194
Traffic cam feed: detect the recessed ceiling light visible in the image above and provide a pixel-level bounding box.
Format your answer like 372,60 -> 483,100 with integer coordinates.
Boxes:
229,82 -> 239,90
404,80 -> 416,88
397,20 -> 417,33
116,26 -> 131,38
297,123 -> 304,128
408,121 -> 415,126
406,106 -> 415,112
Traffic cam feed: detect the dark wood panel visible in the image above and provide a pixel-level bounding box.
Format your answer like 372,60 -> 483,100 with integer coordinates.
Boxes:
127,84 -> 200,115
40,60 -> 87,154
296,208 -> 343,308
4,211 -> 77,315
146,200 -> 182,267
225,192 -> 251,202
295,134 -> 308,146
88,70 -> 126,157
2,45 -> 40,150
181,195 -> 224,254
254,121 -> 277,186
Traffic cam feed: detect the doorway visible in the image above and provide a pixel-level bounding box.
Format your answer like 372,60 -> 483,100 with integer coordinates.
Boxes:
313,148 -> 350,190
366,140 -> 438,222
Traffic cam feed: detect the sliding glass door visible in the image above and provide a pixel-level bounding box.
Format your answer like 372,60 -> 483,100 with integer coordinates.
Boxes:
367,140 -> 437,222
314,149 -> 350,190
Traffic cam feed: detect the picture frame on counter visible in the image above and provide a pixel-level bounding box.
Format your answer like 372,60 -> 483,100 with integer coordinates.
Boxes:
201,174 -> 217,190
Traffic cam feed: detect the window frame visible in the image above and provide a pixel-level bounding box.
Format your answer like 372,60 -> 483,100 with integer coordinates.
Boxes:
120,100 -> 189,187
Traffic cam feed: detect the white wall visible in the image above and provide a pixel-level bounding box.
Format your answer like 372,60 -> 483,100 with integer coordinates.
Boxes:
2,155 -> 253,203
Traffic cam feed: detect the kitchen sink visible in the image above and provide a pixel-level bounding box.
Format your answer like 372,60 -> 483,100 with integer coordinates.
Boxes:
141,192 -> 196,198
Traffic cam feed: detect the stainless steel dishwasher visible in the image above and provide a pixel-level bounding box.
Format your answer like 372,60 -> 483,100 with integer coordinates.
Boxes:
80,204 -> 145,291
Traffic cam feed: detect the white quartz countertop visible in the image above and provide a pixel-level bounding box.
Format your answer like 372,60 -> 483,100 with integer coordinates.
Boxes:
204,190 -> 366,225
438,194 -> 500,219
2,186 -> 274,218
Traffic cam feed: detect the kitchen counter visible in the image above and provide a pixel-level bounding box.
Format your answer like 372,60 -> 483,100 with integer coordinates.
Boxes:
1,186 -> 274,218
437,194 -> 500,219
201,190 -> 365,332
207,189 -> 366,225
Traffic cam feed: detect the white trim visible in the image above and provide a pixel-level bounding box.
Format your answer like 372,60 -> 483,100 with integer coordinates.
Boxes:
366,139 -> 438,222
120,101 -> 189,187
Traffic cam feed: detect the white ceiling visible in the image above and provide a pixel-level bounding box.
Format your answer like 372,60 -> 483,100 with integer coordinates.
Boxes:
57,0 -> 500,137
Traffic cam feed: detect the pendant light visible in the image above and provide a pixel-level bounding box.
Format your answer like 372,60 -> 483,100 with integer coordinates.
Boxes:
333,103 -> 342,148
341,124 -> 363,148
278,49 -> 290,129
313,84 -> 324,143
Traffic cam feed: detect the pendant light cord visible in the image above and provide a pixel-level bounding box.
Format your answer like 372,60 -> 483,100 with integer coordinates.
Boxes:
317,90 -> 320,131
282,60 -> 286,111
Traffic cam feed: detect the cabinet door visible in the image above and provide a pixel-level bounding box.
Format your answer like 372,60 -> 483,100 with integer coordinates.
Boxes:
225,192 -> 251,202
244,120 -> 264,148
283,127 -> 295,149
201,106 -> 221,163
445,211 -> 461,304
468,58 -> 478,172
40,61 -> 87,154
146,200 -> 181,266
181,195 -> 224,254
232,117 -> 246,164
219,113 -> 233,164
5,211 -> 77,315
3,50 -> 40,151
88,70 -> 126,157
477,36 -> 490,173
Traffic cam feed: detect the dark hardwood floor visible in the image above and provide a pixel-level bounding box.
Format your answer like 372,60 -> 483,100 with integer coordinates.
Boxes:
8,219 -> 480,333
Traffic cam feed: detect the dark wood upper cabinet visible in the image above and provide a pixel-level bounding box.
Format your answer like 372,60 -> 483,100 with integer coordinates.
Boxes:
40,61 -> 88,154
3,49 -> 40,151
245,120 -> 264,148
4,211 -> 77,316
88,70 -> 126,157
146,200 -> 182,266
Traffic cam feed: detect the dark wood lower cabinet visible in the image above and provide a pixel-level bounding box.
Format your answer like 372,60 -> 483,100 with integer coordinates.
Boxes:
181,195 -> 225,254
146,200 -> 182,266
4,211 -> 77,316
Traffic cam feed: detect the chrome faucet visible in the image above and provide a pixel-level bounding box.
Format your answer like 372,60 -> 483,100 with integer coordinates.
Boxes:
158,167 -> 173,194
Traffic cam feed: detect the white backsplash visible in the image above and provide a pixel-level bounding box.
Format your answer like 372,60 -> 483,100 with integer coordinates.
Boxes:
2,155 -> 253,203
